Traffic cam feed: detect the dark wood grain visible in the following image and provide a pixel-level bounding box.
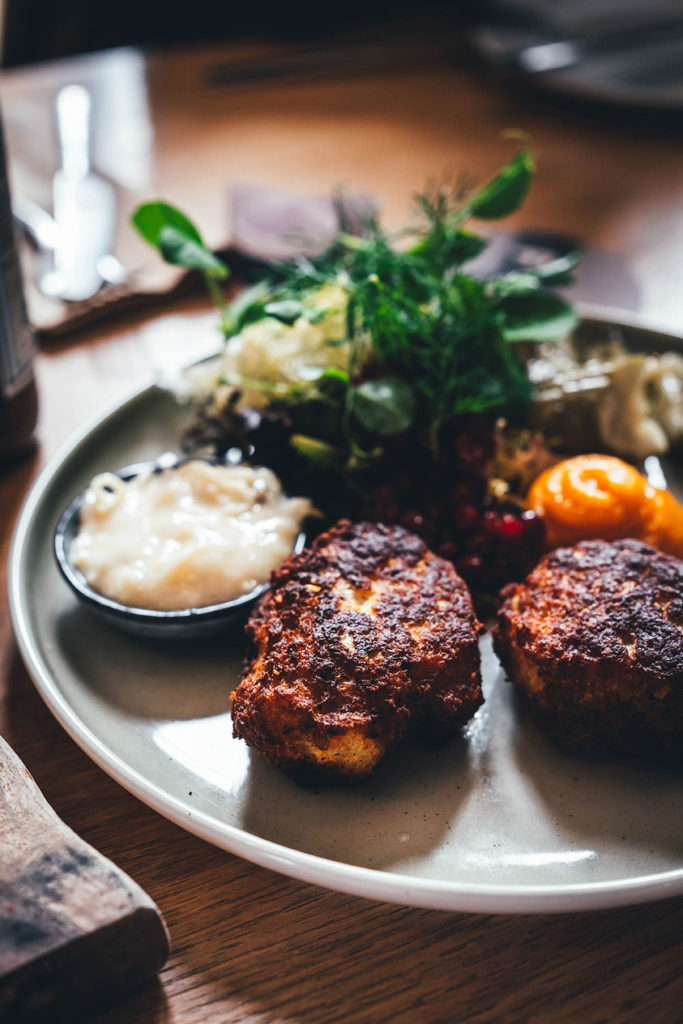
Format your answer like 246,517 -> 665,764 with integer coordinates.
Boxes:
1,33 -> 682,1024
0,736 -> 169,1022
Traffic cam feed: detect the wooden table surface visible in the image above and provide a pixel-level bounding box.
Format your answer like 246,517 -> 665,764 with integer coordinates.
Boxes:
2,28 -> 683,1023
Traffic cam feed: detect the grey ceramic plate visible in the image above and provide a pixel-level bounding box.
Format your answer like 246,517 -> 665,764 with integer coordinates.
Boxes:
9,308 -> 683,914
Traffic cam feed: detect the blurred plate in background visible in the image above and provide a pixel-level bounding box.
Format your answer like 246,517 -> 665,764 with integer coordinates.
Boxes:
469,0 -> 683,111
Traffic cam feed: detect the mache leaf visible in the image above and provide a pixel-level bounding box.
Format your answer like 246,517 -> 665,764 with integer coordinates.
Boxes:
158,226 -> 228,278
498,290 -> 578,342
132,201 -> 203,246
132,201 -> 228,279
264,299 -> 305,323
469,149 -> 534,221
350,377 -> 416,436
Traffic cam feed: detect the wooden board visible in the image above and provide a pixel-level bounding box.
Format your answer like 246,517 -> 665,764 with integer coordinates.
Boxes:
0,734 -> 169,1021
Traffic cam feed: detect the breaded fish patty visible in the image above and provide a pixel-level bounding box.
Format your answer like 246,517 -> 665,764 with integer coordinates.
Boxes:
231,520 -> 483,781
495,538 -> 683,757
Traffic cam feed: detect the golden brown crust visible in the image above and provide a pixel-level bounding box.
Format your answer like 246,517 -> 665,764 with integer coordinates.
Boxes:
494,538 -> 683,757
231,520 -> 483,780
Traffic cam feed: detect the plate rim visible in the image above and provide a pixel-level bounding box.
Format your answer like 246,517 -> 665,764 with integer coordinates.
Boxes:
9,305 -> 683,915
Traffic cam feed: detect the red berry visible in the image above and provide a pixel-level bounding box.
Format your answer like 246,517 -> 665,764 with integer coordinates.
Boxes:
482,510 -> 500,536
499,513 -> 524,539
401,510 -> 426,532
457,554 -> 483,578
455,439 -> 489,472
454,504 -> 479,533
381,503 -> 401,523
450,481 -> 477,505
437,540 -> 458,560
465,532 -> 487,553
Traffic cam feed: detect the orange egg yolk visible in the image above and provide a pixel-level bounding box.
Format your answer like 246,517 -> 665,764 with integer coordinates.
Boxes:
527,454 -> 683,559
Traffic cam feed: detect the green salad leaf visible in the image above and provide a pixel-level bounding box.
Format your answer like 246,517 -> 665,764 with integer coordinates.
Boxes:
468,148 -> 534,220
132,199 -> 231,328
132,144 -> 578,471
350,377 -> 416,436
497,290 -> 578,343
132,201 -> 228,278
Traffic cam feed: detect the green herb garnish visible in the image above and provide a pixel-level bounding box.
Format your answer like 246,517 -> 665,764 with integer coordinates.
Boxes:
132,145 -> 577,472
131,200 -> 231,327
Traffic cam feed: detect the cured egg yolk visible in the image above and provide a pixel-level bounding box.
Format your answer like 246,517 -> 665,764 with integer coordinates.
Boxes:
527,453 -> 683,558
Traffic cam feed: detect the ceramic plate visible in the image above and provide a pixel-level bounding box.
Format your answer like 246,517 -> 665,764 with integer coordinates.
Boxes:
9,309 -> 683,914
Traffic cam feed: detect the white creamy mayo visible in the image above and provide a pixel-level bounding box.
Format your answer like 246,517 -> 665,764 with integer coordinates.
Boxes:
70,461 -> 314,610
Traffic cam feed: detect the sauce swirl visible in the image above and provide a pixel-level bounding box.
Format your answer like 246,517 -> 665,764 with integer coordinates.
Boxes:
71,461 -> 315,610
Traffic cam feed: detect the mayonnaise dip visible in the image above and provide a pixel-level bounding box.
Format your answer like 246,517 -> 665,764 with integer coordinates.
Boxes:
70,461 -> 315,610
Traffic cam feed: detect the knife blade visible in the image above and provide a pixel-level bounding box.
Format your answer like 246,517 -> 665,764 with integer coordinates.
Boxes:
40,84 -> 117,302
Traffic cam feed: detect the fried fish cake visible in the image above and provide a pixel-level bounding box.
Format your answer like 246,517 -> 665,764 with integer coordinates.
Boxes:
231,520 -> 483,781
494,538 -> 683,757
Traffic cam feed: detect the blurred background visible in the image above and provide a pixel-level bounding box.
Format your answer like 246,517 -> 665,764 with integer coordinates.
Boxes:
1,0 -> 682,342
0,0 -> 464,66
3,0 -> 683,106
